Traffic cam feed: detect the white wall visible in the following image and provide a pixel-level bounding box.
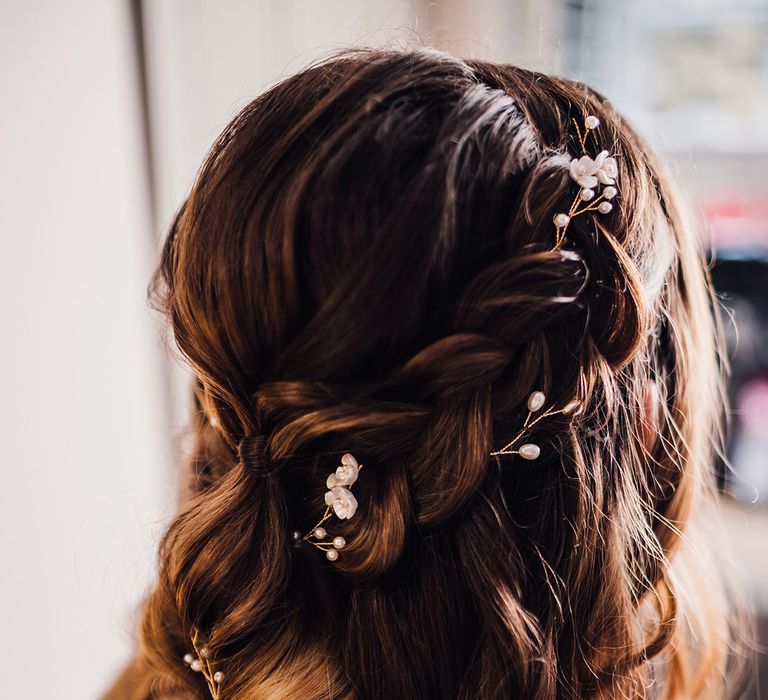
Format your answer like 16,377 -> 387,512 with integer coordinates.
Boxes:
141,0 -> 418,245
0,2 -> 174,698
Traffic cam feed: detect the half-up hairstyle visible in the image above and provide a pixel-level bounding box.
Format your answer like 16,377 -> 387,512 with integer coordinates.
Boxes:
105,48 -> 739,699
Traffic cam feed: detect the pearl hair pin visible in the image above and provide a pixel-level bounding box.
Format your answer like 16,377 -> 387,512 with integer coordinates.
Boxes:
490,391 -> 579,459
183,628 -> 224,699
180,456 -> 363,696
552,114 -> 619,249
297,453 -> 362,561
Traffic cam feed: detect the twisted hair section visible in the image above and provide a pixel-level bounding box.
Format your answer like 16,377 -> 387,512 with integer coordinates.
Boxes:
105,48 -> 741,699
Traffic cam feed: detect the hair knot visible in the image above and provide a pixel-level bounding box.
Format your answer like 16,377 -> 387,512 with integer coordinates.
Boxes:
237,434 -> 277,477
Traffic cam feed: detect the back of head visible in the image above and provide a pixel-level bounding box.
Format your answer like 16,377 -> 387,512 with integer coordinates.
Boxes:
118,48 -> 735,699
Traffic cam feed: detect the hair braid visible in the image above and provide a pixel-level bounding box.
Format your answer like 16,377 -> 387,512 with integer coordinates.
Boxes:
105,48 -> 740,700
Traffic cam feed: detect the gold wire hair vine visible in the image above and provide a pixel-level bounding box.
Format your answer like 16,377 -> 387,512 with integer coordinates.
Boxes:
490,391 -> 580,459
178,454 -> 363,698
183,627 -> 224,699
552,113 -> 619,250
291,452 -> 362,561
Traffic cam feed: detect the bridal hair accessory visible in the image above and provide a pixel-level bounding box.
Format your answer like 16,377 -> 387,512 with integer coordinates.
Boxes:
292,453 -> 362,561
183,628 -> 223,699
490,391 -> 579,459
552,114 -> 619,249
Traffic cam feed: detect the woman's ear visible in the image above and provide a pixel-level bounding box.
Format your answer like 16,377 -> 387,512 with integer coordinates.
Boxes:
641,379 -> 659,452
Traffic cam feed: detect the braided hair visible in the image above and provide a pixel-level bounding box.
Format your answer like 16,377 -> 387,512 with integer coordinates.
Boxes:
108,48 -> 739,700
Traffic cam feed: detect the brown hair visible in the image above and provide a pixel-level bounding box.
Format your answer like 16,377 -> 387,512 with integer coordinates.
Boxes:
106,48 -> 740,699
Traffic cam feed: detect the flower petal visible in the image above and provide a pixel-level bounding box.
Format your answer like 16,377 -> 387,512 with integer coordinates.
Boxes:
334,464 -> 358,486
570,156 -> 598,186
596,171 -> 614,185
341,453 -> 358,468
579,155 -> 597,171
329,486 -> 358,519
569,158 -> 582,180
603,158 -> 618,180
594,150 -> 608,167
341,491 -> 358,519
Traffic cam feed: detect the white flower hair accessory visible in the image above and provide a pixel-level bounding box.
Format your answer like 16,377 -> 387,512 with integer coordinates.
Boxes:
180,455 -> 363,696
295,452 -> 362,561
490,391 -> 580,459
552,114 -> 619,249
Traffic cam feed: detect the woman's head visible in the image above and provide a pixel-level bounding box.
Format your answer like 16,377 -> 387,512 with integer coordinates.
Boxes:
139,48 -> 733,698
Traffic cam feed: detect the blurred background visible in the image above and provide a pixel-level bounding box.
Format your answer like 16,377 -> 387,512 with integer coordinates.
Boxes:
1,1 -> 766,697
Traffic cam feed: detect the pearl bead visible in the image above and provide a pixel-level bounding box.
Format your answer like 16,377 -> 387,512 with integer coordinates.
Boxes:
597,201 -> 613,214
603,186 -> 617,199
314,527 -> 327,539
585,115 -> 600,129
527,391 -> 546,412
325,548 -> 339,561
333,536 -> 346,549
213,671 -> 224,683
563,400 -> 581,414
519,443 -> 541,460
183,653 -> 194,664
291,529 -> 302,542
200,647 -> 210,658
580,188 -> 594,201
190,659 -> 203,672
553,213 -> 570,228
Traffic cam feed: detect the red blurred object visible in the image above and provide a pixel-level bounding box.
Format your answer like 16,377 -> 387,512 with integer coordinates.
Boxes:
739,378 -> 768,435
701,197 -> 768,250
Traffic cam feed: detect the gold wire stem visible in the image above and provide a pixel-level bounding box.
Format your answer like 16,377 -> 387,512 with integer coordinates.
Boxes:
569,193 -> 606,218
553,190 -> 583,249
567,191 -> 584,216
204,663 -> 220,700
571,118 -> 585,153
553,187 -> 608,250
302,507 -> 333,543
522,409 -> 533,428
571,117 -> 595,154
190,629 -> 222,700
490,405 -> 572,457
490,430 -> 525,456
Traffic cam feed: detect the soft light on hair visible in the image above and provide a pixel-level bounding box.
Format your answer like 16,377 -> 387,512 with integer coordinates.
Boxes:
104,48 -> 744,699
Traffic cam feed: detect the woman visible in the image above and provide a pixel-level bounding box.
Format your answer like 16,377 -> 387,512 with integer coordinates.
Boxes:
106,48 -> 741,699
